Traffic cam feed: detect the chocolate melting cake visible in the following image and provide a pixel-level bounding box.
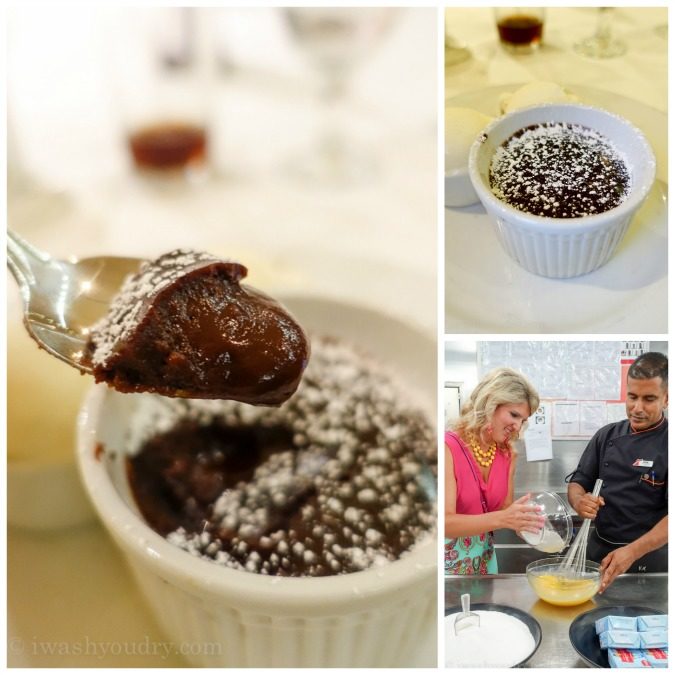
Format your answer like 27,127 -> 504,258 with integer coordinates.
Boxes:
489,122 -> 630,218
86,250 -> 309,405
126,337 -> 437,577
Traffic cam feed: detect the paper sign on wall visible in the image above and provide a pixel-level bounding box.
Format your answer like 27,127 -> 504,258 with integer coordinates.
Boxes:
579,401 -> 607,436
553,401 -> 580,437
523,402 -> 553,461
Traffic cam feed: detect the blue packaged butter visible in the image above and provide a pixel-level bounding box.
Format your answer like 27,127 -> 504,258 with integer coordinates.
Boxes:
643,648 -> 668,668
608,648 -> 652,668
639,631 -> 668,649
600,631 -> 642,650
637,616 -> 668,631
597,616 -> 639,634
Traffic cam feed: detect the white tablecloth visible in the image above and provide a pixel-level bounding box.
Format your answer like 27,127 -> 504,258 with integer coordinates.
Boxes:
445,7 -> 667,112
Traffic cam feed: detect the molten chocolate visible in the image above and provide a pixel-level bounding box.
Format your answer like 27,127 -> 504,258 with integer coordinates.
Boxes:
125,337 -> 437,577
86,250 -> 309,405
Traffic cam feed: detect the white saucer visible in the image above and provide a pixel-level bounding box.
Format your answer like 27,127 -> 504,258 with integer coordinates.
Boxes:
445,84 -> 668,334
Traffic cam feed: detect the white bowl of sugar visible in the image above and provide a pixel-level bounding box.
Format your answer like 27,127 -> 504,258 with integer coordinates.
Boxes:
445,602 -> 542,667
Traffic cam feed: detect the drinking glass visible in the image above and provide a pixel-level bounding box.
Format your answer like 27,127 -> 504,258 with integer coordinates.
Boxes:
574,7 -> 627,59
283,7 -> 396,184
110,8 -> 212,182
494,8 -> 545,54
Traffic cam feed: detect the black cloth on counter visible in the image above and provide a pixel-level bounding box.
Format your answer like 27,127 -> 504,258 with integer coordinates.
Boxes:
568,417 -> 667,545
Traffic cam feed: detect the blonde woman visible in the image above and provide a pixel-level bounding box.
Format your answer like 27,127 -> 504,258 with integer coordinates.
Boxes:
445,367 -> 545,575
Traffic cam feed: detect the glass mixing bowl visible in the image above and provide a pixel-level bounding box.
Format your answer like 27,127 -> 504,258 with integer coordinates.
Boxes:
519,491 -> 573,553
526,557 -> 601,607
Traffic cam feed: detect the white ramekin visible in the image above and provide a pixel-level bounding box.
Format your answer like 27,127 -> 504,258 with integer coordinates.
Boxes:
468,103 -> 656,278
77,387 -> 435,667
75,299 -> 436,668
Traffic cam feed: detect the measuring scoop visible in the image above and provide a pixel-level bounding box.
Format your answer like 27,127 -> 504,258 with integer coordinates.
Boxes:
454,593 -> 481,634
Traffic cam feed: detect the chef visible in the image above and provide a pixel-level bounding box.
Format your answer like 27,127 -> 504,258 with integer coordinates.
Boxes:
567,352 -> 668,592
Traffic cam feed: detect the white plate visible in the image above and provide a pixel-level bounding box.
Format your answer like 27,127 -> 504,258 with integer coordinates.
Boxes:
445,84 -> 668,334
8,297 -> 437,667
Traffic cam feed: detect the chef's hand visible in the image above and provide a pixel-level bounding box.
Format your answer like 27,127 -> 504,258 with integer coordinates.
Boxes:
599,546 -> 636,593
576,493 -> 605,520
501,494 -> 546,534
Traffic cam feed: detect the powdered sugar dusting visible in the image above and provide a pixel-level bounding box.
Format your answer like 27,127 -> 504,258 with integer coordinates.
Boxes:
127,336 -> 437,577
490,122 -> 631,218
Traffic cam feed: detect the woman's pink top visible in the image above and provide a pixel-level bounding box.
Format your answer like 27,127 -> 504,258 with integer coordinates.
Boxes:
445,430 -> 510,515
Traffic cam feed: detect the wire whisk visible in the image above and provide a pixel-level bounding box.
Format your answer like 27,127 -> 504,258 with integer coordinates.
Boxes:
559,478 -> 603,577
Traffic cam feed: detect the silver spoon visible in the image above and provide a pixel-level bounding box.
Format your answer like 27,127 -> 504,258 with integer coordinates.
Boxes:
7,230 -> 144,373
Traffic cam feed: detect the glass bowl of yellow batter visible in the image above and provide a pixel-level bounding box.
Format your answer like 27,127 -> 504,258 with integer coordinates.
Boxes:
526,557 -> 601,607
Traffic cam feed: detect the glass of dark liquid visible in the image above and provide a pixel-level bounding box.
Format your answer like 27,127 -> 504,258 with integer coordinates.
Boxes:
111,8 -> 211,182
128,122 -> 207,175
495,8 -> 545,54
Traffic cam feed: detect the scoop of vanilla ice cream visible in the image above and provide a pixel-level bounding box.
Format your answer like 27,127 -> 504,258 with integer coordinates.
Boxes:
445,107 -> 493,173
499,81 -> 580,114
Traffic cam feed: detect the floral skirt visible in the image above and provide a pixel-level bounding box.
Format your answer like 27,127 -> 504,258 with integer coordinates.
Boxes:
445,532 -> 498,575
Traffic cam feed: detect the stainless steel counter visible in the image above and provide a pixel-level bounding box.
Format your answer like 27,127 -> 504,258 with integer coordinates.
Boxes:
445,574 -> 668,668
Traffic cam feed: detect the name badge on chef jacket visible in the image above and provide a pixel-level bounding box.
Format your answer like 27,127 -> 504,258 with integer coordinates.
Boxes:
633,459 -> 654,468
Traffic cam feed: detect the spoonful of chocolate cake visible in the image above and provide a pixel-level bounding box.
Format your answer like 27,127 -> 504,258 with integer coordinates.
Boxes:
8,231 -> 309,405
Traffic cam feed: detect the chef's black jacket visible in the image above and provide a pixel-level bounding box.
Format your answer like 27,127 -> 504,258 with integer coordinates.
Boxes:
568,416 -> 668,545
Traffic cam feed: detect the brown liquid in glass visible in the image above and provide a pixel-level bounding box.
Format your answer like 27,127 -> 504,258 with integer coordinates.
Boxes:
497,15 -> 543,46
129,123 -> 207,170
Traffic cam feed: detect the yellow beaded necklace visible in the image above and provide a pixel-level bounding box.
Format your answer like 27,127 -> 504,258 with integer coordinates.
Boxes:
468,434 -> 497,468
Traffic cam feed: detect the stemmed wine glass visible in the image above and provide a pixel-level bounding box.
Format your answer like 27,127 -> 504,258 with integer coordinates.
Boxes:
283,7 -> 397,184
574,7 -> 627,59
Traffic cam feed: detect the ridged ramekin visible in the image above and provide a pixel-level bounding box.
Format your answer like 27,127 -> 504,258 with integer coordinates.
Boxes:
468,103 -> 656,278
77,373 -> 436,668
